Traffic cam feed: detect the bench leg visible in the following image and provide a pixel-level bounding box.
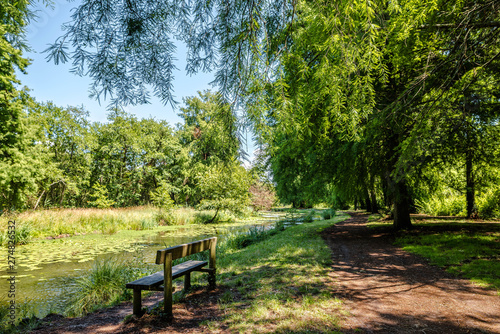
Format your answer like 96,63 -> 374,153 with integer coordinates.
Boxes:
133,289 -> 142,316
208,270 -> 216,290
184,272 -> 191,291
164,253 -> 173,319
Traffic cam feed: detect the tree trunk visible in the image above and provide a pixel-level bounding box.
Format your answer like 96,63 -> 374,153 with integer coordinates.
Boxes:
393,180 -> 412,230
466,149 -> 476,218
59,182 -> 66,207
365,196 -> 372,212
34,190 -> 45,210
207,208 -> 220,224
370,190 -> 379,213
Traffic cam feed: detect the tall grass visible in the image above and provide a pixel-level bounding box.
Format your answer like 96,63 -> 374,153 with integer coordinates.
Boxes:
66,257 -> 151,317
0,298 -> 41,333
0,206 -> 257,245
0,223 -> 33,246
0,206 -> 160,241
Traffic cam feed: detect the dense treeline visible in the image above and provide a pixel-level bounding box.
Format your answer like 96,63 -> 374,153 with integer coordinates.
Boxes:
2,0 -> 499,226
0,91 -> 274,213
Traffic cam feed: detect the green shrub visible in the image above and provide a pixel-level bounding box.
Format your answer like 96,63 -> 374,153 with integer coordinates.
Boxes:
224,220 -> 285,250
12,224 -> 33,245
416,193 -> 466,217
303,210 -> 315,223
0,223 -> 34,246
321,209 -> 336,220
150,181 -> 175,210
194,211 -> 220,224
285,208 -> 300,224
477,187 -> 500,219
0,298 -> 40,332
87,184 -> 115,209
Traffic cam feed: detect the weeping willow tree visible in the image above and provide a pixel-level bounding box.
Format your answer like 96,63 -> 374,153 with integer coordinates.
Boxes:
246,0 -> 500,229
46,0 -> 500,228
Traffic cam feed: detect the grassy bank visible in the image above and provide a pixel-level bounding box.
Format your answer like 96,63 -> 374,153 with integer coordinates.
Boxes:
0,206 -> 255,246
204,212 -> 348,333
370,217 -> 500,292
1,210 -> 348,333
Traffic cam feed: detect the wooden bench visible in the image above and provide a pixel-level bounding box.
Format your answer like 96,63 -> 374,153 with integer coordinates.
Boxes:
125,237 -> 217,318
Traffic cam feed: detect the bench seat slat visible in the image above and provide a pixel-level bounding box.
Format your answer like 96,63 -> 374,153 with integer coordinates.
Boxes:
125,260 -> 207,290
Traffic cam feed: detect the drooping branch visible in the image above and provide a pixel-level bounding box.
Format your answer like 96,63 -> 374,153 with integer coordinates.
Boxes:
419,22 -> 500,30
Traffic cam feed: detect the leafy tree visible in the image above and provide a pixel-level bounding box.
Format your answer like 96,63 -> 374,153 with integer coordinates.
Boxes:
87,183 -> 115,208
0,0 -> 37,212
252,0 -> 500,229
139,118 -> 188,205
249,181 -> 276,212
45,0 -> 294,106
177,90 -> 241,164
196,162 -> 251,223
26,102 -> 92,208
89,110 -> 145,206
175,90 -> 243,205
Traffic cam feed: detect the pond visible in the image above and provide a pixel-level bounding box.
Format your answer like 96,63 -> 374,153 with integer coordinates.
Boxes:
0,215 -> 284,318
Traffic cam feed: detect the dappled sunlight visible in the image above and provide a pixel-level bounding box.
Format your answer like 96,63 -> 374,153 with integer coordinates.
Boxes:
324,212 -> 500,333
205,216 -> 349,333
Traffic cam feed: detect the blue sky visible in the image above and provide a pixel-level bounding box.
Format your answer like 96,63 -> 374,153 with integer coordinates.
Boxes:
21,0 -> 214,125
20,0 -> 255,162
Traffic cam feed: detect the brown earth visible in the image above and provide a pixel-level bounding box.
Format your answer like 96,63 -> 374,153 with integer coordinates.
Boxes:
322,212 -> 500,334
29,212 -> 500,333
30,287 -> 225,334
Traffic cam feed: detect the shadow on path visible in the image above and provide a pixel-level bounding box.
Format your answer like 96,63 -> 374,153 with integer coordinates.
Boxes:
322,212 -> 500,334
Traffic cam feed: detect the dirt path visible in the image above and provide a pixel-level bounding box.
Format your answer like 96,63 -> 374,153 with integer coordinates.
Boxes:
30,288 -> 224,334
322,212 -> 500,333
29,212 -> 500,333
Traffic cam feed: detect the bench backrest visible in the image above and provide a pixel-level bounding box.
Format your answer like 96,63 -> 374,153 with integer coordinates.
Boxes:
156,237 -> 217,265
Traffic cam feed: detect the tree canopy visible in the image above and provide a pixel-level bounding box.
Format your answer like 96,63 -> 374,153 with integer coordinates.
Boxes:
2,0 -> 499,226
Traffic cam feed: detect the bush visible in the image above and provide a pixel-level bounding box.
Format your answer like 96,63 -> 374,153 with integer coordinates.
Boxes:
303,210 -> 315,223
321,209 -> 336,220
87,184 -> 115,209
150,181 -> 175,210
1,223 -> 34,245
416,192 -> 466,217
477,187 -> 500,219
194,211 -> 220,224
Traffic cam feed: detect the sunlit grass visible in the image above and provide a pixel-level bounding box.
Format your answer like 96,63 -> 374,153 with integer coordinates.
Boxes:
391,221 -> 500,291
0,206 -> 159,241
205,212 -> 349,333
